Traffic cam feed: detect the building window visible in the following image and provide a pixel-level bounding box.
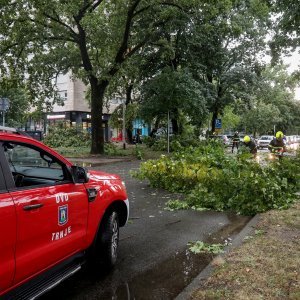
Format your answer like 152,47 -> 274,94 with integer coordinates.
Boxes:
58,90 -> 68,102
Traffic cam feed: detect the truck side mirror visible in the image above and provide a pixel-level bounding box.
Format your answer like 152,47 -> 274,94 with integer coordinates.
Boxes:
71,166 -> 89,183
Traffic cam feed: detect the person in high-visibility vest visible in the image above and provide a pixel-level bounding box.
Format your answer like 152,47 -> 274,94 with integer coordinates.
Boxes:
243,135 -> 257,157
268,131 -> 286,155
231,131 -> 240,153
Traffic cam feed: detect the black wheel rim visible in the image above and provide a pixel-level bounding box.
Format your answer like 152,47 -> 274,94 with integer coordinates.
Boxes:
111,219 -> 119,259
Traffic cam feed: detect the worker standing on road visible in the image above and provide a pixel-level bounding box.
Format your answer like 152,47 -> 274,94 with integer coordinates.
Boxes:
243,135 -> 257,157
232,131 -> 240,153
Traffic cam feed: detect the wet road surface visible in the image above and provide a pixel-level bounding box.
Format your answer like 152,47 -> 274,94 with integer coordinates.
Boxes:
41,160 -> 251,299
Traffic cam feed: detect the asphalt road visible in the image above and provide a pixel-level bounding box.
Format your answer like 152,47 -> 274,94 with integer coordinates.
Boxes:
41,160 -> 251,300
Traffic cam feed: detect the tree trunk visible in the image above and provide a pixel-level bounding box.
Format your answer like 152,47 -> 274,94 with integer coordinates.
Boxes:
211,110 -> 218,134
125,84 -> 134,144
171,118 -> 179,135
126,128 -> 133,144
90,79 -> 109,154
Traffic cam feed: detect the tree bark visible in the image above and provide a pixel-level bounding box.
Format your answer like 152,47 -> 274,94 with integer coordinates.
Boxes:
171,118 -> 179,135
211,110 -> 218,133
125,84 -> 134,144
90,78 -> 108,154
126,128 -> 133,144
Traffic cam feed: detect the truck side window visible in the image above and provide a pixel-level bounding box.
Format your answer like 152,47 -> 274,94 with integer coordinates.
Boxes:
3,142 -> 68,188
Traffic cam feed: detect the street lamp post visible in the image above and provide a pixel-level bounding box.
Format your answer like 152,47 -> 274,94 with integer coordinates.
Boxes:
0,98 -> 10,126
122,98 -> 126,150
167,110 -> 170,153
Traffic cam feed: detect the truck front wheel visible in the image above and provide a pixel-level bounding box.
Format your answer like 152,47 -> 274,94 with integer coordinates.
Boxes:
90,211 -> 119,270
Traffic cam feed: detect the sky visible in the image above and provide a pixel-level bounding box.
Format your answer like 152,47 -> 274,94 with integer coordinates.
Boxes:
283,51 -> 300,100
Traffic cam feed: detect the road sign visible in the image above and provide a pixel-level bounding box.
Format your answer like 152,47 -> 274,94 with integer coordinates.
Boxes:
215,118 -> 222,129
0,98 -> 10,111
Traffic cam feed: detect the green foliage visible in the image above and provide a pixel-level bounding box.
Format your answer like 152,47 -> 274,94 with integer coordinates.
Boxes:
140,67 -> 207,125
132,143 -> 300,215
142,136 -> 156,148
133,145 -> 143,160
0,0 -> 190,154
165,199 -> 189,211
239,65 -> 300,135
109,103 -> 139,131
104,143 -> 121,156
0,76 -> 30,127
143,134 -> 203,152
271,0 -> 300,63
151,138 -> 169,152
188,241 -> 225,255
222,106 -> 241,132
185,0 -> 270,131
44,125 -> 91,148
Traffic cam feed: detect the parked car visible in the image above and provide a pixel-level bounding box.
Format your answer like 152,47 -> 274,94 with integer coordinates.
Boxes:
257,135 -> 274,149
0,126 -> 129,299
285,135 -> 299,150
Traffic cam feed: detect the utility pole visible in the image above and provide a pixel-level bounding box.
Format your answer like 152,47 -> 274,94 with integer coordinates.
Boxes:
167,111 -> 170,153
122,98 -> 126,150
0,98 -> 10,127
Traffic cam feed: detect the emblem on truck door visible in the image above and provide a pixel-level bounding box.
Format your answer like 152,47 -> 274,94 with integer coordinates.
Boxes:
58,205 -> 68,226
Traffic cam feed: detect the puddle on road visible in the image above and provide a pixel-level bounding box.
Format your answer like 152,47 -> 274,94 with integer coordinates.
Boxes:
99,215 -> 251,300
101,250 -> 212,300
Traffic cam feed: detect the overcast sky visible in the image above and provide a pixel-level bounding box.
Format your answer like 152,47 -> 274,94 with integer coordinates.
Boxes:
283,51 -> 300,100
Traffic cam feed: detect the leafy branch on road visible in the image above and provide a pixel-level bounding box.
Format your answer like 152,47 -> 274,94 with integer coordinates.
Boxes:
188,241 -> 225,255
132,142 -> 300,215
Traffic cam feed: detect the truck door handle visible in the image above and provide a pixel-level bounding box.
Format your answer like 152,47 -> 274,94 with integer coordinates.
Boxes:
23,203 -> 44,211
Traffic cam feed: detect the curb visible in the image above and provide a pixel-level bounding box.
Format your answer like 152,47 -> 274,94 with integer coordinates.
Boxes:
175,214 -> 261,300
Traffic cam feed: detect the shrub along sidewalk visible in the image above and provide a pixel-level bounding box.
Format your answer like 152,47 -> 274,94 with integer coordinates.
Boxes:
190,200 -> 300,299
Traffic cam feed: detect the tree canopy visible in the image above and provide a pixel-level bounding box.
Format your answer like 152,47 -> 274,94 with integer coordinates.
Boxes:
0,0 -> 188,153
1,0 -> 299,145
0,76 -> 30,127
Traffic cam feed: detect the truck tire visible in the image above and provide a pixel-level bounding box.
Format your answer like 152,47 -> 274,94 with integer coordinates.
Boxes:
90,211 -> 119,271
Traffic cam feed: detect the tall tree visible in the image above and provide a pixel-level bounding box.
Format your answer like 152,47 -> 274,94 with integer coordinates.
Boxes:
235,64 -> 300,135
0,0 -> 185,154
140,67 -> 207,133
0,76 -> 30,127
253,65 -> 300,133
242,102 -> 281,136
106,0 -> 192,135
185,0 -> 270,132
270,0 -> 300,63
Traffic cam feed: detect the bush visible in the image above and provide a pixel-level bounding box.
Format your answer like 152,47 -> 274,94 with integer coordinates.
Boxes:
132,142 -> 300,215
142,136 -> 156,148
143,134 -> 203,152
44,125 -> 91,148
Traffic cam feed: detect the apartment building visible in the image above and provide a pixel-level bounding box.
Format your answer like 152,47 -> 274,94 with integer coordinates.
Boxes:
27,73 -> 149,141
44,73 -> 123,141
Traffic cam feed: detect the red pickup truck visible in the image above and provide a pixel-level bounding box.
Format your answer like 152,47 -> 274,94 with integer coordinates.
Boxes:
0,127 -> 129,299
